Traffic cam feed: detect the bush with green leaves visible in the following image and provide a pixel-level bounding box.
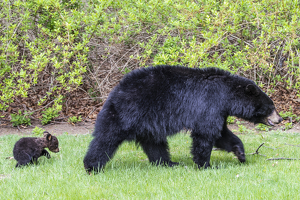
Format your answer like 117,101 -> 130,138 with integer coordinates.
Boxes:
256,124 -> 270,132
226,116 -> 236,124
0,0 -> 105,114
279,108 -> 299,121
32,126 -> 46,136
1,0 -> 300,123
10,110 -> 31,127
41,105 -> 61,125
68,116 -> 82,124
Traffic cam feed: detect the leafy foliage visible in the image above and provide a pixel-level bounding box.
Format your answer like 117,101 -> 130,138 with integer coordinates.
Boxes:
10,110 -> 31,127
1,0 -> 300,124
68,116 -> 82,124
41,107 -> 60,125
256,124 -> 270,132
279,108 -> 298,121
226,116 -> 236,124
32,126 -> 46,136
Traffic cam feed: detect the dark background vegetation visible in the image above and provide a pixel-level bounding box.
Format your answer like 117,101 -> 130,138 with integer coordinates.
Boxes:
0,0 -> 299,128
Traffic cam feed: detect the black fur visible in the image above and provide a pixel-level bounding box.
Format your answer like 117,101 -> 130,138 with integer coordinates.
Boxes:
215,124 -> 245,162
13,131 -> 59,167
84,65 -> 278,172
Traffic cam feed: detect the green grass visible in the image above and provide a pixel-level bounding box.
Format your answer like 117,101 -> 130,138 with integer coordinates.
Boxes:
1,131 -> 300,199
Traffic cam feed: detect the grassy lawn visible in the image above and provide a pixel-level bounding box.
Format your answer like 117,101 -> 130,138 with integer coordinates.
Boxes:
1,131 -> 300,199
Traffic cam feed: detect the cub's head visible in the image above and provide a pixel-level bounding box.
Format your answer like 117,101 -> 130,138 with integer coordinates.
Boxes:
43,131 -> 59,153
244,84 -> 283,126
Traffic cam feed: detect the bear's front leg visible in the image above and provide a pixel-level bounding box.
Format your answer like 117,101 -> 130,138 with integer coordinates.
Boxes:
84,133 -> 126,173
41,149 -> 51,159
215,125 -> 245,163
191,133 -> 214,169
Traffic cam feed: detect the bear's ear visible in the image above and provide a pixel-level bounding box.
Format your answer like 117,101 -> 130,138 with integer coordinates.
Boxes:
43,131 -> 50,137
43,131 -> 52,141
245,84 -> 260,96
46,134 -> 52,141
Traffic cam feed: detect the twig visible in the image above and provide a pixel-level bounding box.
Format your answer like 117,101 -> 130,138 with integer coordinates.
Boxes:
285,143 -> 300,147
256,143 -> 265,152
263,146 -> 282,150
248,143 -> 266,156
82,102 -> 103,122
54,117 -> 68,121
27,99 -> 56,114
43,121 -> 67,126
266,157 -> 300,161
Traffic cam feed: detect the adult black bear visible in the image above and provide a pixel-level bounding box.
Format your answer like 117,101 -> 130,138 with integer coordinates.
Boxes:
84,65 -> 282,172
13,131 -> 59,167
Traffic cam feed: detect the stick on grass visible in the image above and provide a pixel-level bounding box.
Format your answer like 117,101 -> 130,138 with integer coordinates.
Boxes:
248,142 -> 266,156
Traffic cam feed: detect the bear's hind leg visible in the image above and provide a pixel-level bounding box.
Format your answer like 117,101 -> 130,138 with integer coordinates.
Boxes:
15,151 -> 32,168
139,140 -> 178,167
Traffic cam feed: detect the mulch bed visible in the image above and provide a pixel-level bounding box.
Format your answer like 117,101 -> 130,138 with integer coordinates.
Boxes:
1,82 -> 299,128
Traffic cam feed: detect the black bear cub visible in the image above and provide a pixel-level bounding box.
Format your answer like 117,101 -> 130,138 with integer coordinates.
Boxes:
84,65 -> 283,172
13,131 -> 59,167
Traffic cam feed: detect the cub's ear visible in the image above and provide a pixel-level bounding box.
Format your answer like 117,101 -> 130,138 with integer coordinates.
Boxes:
43,131 -> 50,137
43,131 -> 52,140
46,134 -> 52,141
245,84 -> 260,96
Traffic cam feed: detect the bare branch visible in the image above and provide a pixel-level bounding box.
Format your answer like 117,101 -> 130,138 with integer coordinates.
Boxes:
266,157 -> 300,161
263,146 -> 282,150
285,143 -> 300,148
248,143 -> 266,157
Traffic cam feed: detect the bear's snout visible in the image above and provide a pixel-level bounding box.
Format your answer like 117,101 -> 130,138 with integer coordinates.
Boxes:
52,148 -> 59,153
267,110 -> 283,126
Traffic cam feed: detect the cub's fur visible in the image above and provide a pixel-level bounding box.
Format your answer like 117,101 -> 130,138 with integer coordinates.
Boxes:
13,131 -> 59,167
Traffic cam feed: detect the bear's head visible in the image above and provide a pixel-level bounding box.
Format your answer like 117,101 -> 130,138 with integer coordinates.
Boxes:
232,145 -> 245,163
244,84 -> 283,126
43,131 -> 60,153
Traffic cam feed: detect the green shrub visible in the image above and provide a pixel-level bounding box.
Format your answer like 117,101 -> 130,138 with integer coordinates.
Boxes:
226,116 -> 236,124
256,124 -> 270,132
0,0 -> 104,111
238,125 -> 250,134
284,122 -> 293,130
32,126 -> 46,136
10,110 -> 31,127
68,116 -> 82,124
1,0 -> 299,123
279,108 -> 298,121
41,102 -> 62,125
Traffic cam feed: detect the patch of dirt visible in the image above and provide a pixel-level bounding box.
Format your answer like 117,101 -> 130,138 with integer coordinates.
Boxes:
228,121 -> 300,134
0,121 -> 95,136
1,119 -> 299,137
